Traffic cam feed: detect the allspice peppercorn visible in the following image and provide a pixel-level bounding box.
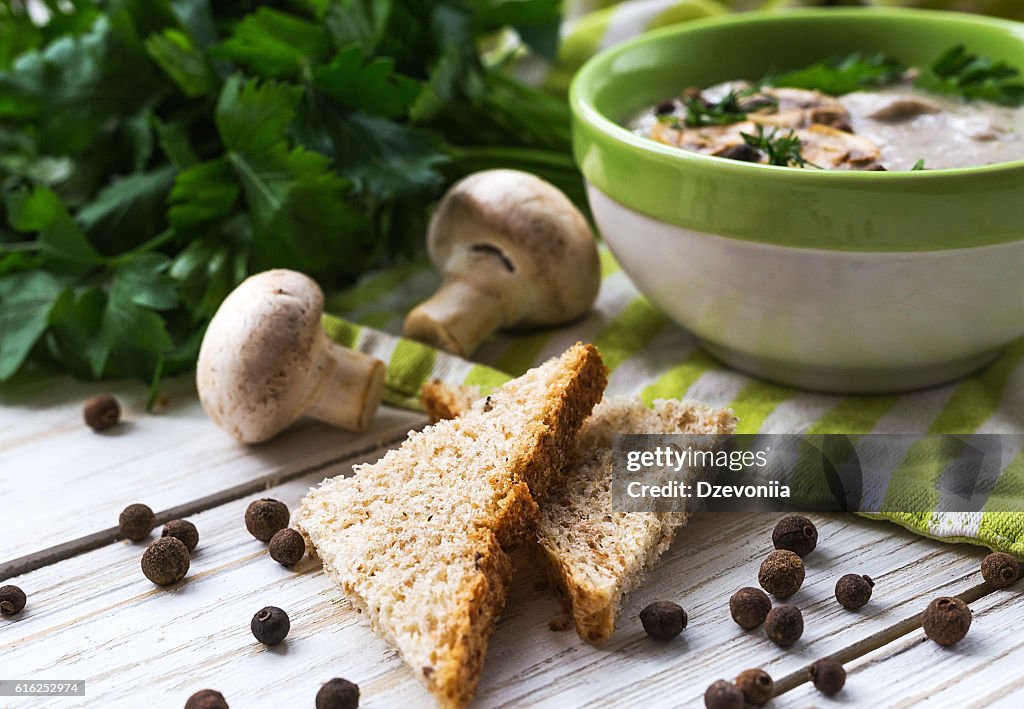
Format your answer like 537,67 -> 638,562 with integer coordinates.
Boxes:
269,528 -> 306,567
251,606 -> 290,646
736,668 -> 774,706
729,587 -> 772,630
245,499 -> 290,542
142,537 -> 190,586
759,550 -> 805,599
316,678 -> 360,709
704,680 -> 744,709
772,514 -> 818,557
0,585 -> 27,616
835,574 -> 875,610
981,552 -> 1020,589
119,503 -> 156,542
185,689 -> 229,709
639,600 -> 687,640
809,658 -> 846,695
764,604 -> 804,648
922,597 -> 971,646
84,394 -> 121,431
162,519 -> 199,552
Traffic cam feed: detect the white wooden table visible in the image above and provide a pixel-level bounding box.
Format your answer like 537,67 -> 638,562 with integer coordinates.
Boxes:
2,374 -> 1022,708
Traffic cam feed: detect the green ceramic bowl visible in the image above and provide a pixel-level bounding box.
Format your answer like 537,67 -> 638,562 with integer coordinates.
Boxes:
571,8 -> 1024,393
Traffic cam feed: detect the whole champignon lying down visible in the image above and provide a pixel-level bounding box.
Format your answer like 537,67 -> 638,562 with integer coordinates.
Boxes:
196,269 -> 386,443
403,169 -> 601,358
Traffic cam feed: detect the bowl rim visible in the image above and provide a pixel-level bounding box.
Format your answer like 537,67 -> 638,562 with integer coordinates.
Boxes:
570,7 -> 1024,182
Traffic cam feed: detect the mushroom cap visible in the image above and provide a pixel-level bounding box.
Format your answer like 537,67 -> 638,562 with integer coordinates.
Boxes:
426,169 -> 600,328
197,269 -> 327,443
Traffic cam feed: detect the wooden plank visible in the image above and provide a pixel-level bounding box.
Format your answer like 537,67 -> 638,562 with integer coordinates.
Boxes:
0,456 -> 1001,709
0,373 -> 425,566
779,579 -> 1024,708
476,515 -> 989,708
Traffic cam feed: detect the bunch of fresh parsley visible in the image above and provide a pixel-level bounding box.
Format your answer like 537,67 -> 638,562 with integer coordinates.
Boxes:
0,0 -> 576,394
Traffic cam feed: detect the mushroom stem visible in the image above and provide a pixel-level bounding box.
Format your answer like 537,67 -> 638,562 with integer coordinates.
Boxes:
404,279 -> 510,358
402,170 -> 600,358
196,269 -> 389,443
306,340 -> 386,432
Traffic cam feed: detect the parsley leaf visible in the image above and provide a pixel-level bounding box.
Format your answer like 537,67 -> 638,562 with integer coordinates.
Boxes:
77,167 -> 177,256
47,287 -> 107,380
0,0 -> 575,388
769,52 -> 907,96
145,28 -> 215,98
0,270 -> 64,380
6,187 -> 105,273
293,99 -> 446,200
681,90 -> 749,127
323,0 -> 392,56
311,46 -> 422,118
87,267 -> 175,380
915,45 -> 1024,107
168,159 -> 239,231
741,125 -> 815,168
211,8 -> 330,78
216,75 -> 369,276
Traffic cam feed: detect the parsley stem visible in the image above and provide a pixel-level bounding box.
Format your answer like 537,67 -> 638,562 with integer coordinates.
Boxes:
0,241 -> 42,252
444,144 -> 577,170
111,228 -> 176,266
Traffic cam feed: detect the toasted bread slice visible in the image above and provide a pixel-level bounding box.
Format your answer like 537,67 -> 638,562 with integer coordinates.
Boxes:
295,344 -> 606,708
423,385 -> 736,645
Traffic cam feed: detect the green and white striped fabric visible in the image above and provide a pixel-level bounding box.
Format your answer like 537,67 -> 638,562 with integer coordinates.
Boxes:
323,245 -> 1024,558
321,0 -> 1023,557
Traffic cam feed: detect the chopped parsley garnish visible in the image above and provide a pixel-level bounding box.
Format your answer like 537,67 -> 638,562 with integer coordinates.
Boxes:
911,159 -> 926,171
740,125 -> 818,169
767,53 -> 908,96
674,88 -> 778,128
682,90 -> 749,127
915,45 -> 1024,106
767,46 -> 1024,106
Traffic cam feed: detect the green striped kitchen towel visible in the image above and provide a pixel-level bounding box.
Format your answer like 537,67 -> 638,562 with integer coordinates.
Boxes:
322,245 -> 1024,559
321,0 -> 1024,557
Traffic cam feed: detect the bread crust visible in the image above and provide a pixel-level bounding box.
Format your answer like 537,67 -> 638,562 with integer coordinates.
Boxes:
423,384 -> 737,647
433,527 -> 513,709
298,343 -> 606,708
422,380 -> 479,424
515,344 -> 608,505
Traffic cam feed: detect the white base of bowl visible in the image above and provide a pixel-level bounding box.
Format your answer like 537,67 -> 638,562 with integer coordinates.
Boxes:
698,338 -> 1000,394
588,185 -> 1024,394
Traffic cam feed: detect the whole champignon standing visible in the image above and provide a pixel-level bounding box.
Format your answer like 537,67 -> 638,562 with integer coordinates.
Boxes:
197,270 -> 386,444
403,170 -> 600,357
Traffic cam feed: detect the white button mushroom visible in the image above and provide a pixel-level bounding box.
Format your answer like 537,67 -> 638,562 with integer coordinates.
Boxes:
403,169 -> 600,357
197,269 -> 386,443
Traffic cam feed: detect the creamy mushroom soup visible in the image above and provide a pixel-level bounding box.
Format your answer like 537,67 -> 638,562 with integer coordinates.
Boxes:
628,49 -> 1024,171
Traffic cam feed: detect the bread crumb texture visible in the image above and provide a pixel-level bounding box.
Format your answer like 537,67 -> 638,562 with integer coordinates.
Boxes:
295,343 -> 606,708
538,397 -> 736,645
423,385 -> 736,646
